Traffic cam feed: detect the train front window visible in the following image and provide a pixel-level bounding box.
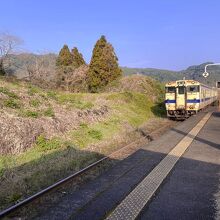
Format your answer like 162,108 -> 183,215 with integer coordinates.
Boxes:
165,87 -> 176,93
187,85 -> 199,93
178,86 -> 185,94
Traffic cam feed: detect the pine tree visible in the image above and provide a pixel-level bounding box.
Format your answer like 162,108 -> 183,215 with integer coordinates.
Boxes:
87,35 -> 122,92
56,45 -> 73,66
71,47 -> 86,68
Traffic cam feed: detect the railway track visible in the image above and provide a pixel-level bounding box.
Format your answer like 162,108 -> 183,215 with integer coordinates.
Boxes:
0,122 -> 174,219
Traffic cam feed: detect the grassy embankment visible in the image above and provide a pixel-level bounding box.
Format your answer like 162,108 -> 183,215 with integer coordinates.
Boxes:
0,75 -> 165,209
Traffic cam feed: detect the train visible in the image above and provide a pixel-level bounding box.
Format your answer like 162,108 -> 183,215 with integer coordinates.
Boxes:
165,80 -> 218,119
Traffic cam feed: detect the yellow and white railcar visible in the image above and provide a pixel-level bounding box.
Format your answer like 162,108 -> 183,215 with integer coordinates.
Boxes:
165,80 -> 217,119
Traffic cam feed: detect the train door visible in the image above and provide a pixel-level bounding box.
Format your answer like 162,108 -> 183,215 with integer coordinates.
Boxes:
176,86 -> 186,109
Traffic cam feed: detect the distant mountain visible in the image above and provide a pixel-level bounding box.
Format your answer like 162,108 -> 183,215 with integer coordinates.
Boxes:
6,53 -> 220,86
122,62 -> 220,86
122,67 -> 184,82
180,62 -> 220,86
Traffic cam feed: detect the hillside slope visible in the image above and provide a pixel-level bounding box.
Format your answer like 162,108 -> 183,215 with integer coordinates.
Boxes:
6,53 -> 220,86
0,75 -> 165,209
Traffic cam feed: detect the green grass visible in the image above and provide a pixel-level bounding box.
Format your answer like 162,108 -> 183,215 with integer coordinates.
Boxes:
35,135 -> 61,151
27,85 -> 41,96
3,98 -> 21,109
67,92 -> 156,148
43,107 -> 55,117
29,99 -> 41,107
71,117 -> 121,148
0,138 -> 101,209
19,108 -> 55,118
47,91 -> 57,100
57,93 -> 94,110
20,110 -> 39,118
106,92 -> 153,127
88,129 -> 103,140
0,87 -> 19,99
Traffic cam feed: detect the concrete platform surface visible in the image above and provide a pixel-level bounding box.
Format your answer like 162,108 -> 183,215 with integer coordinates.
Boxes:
139,111 -> 220,220
35,108 -> 220,220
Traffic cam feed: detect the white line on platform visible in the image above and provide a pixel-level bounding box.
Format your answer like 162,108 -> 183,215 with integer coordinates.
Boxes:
106,112 -> 212,220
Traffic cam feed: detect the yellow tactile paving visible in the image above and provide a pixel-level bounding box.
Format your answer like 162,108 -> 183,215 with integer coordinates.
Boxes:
106,112 -> 212,220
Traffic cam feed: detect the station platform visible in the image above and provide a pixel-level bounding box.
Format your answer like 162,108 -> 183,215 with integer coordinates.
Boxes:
138,109 -> 220,220
36,107 -> 220,220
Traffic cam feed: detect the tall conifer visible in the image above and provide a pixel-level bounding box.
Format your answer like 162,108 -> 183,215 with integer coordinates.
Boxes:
87,35 -> 122,92
71,47 -> 86,68
56,45 -> 73,66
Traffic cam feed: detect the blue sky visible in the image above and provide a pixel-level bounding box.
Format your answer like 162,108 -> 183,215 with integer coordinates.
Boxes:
1,0 -> 219,70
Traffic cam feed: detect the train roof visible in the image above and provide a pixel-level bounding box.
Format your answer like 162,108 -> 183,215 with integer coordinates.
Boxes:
165,80 -> 215,89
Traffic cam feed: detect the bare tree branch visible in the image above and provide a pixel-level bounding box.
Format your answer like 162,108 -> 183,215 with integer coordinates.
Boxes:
0,32 -> 23,75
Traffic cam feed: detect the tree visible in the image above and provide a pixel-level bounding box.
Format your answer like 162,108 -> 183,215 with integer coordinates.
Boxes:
56,45 -> 73,66
0,32 -> 23,75
25,55 -> 49,82
71,47 -> 86,68
87,35 -> 122,92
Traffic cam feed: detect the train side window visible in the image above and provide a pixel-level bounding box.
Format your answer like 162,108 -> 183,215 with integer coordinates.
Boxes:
165,87 -> 176,93
178,86 -> 185,94
187,85 -> 199,93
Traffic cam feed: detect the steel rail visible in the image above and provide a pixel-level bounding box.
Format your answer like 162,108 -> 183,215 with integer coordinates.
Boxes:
0,156 -> 108,218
